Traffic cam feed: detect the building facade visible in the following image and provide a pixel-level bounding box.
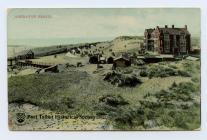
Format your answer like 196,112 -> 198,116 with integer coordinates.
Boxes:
144,25 -> 191,55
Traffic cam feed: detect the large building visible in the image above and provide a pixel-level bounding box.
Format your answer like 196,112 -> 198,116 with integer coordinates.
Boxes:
144,25 -> 191,55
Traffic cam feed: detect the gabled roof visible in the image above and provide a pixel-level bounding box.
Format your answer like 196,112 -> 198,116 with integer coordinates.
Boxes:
114,55 -> 130,61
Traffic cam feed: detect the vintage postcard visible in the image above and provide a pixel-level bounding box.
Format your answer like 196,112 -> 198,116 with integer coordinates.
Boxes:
8,8 -> 200,131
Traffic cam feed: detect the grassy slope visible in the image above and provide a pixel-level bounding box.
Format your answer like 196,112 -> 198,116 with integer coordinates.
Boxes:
109,36 -> 143,53
8,59 -> 200,130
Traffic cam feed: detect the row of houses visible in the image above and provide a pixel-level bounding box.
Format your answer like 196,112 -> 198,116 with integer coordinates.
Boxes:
89,53 -> 144,67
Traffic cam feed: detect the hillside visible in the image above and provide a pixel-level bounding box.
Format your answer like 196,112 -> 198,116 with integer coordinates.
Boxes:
107,36 -> 143,53
8,36 -> 144,58
8,59 -> 200,130
8,35 -> 200,59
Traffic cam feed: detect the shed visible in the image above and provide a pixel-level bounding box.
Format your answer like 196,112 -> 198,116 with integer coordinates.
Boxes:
113,55 -> 131,67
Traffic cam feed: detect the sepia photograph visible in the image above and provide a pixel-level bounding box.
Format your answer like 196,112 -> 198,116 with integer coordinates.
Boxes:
7,8 -> 201,131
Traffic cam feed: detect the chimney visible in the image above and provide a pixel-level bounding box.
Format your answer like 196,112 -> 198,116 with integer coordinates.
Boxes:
185,25 -> 187,30
172,25 -> 174,28
165,25 -> 168,28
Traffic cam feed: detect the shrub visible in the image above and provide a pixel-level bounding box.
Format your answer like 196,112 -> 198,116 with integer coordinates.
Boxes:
171,81 -> 177,88
113,82 -> 200,130
177,70 -> 191,77
140,70 -> 148,77
191,77 -> 199,83
111,107 -> 145,129
147,65 -> 192,78
95,103 -> 117,116
122,68 -> 133,74
183,61 -> 194,72
103,72 -> 142,87
61,97 -> 75,109
153,82 -> 196,102
168,64 -> 177,69
99,95 -> 129,107
171,82 -> 197,95
114,113 -> 133,127
173,111 -> 189,129
43,97 -> 75,112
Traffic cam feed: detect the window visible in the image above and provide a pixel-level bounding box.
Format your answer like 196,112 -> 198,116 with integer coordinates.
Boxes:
180,35 -> 186,52
164,34 -> 169,40
164,34 -> 170,53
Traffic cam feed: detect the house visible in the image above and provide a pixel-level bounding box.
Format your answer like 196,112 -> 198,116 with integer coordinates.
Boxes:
113,55 -> 131,67
16,50 -> 34,60
144,25 -> 191,55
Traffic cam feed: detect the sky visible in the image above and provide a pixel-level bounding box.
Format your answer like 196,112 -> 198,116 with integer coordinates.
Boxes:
7,8 -> 200,45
